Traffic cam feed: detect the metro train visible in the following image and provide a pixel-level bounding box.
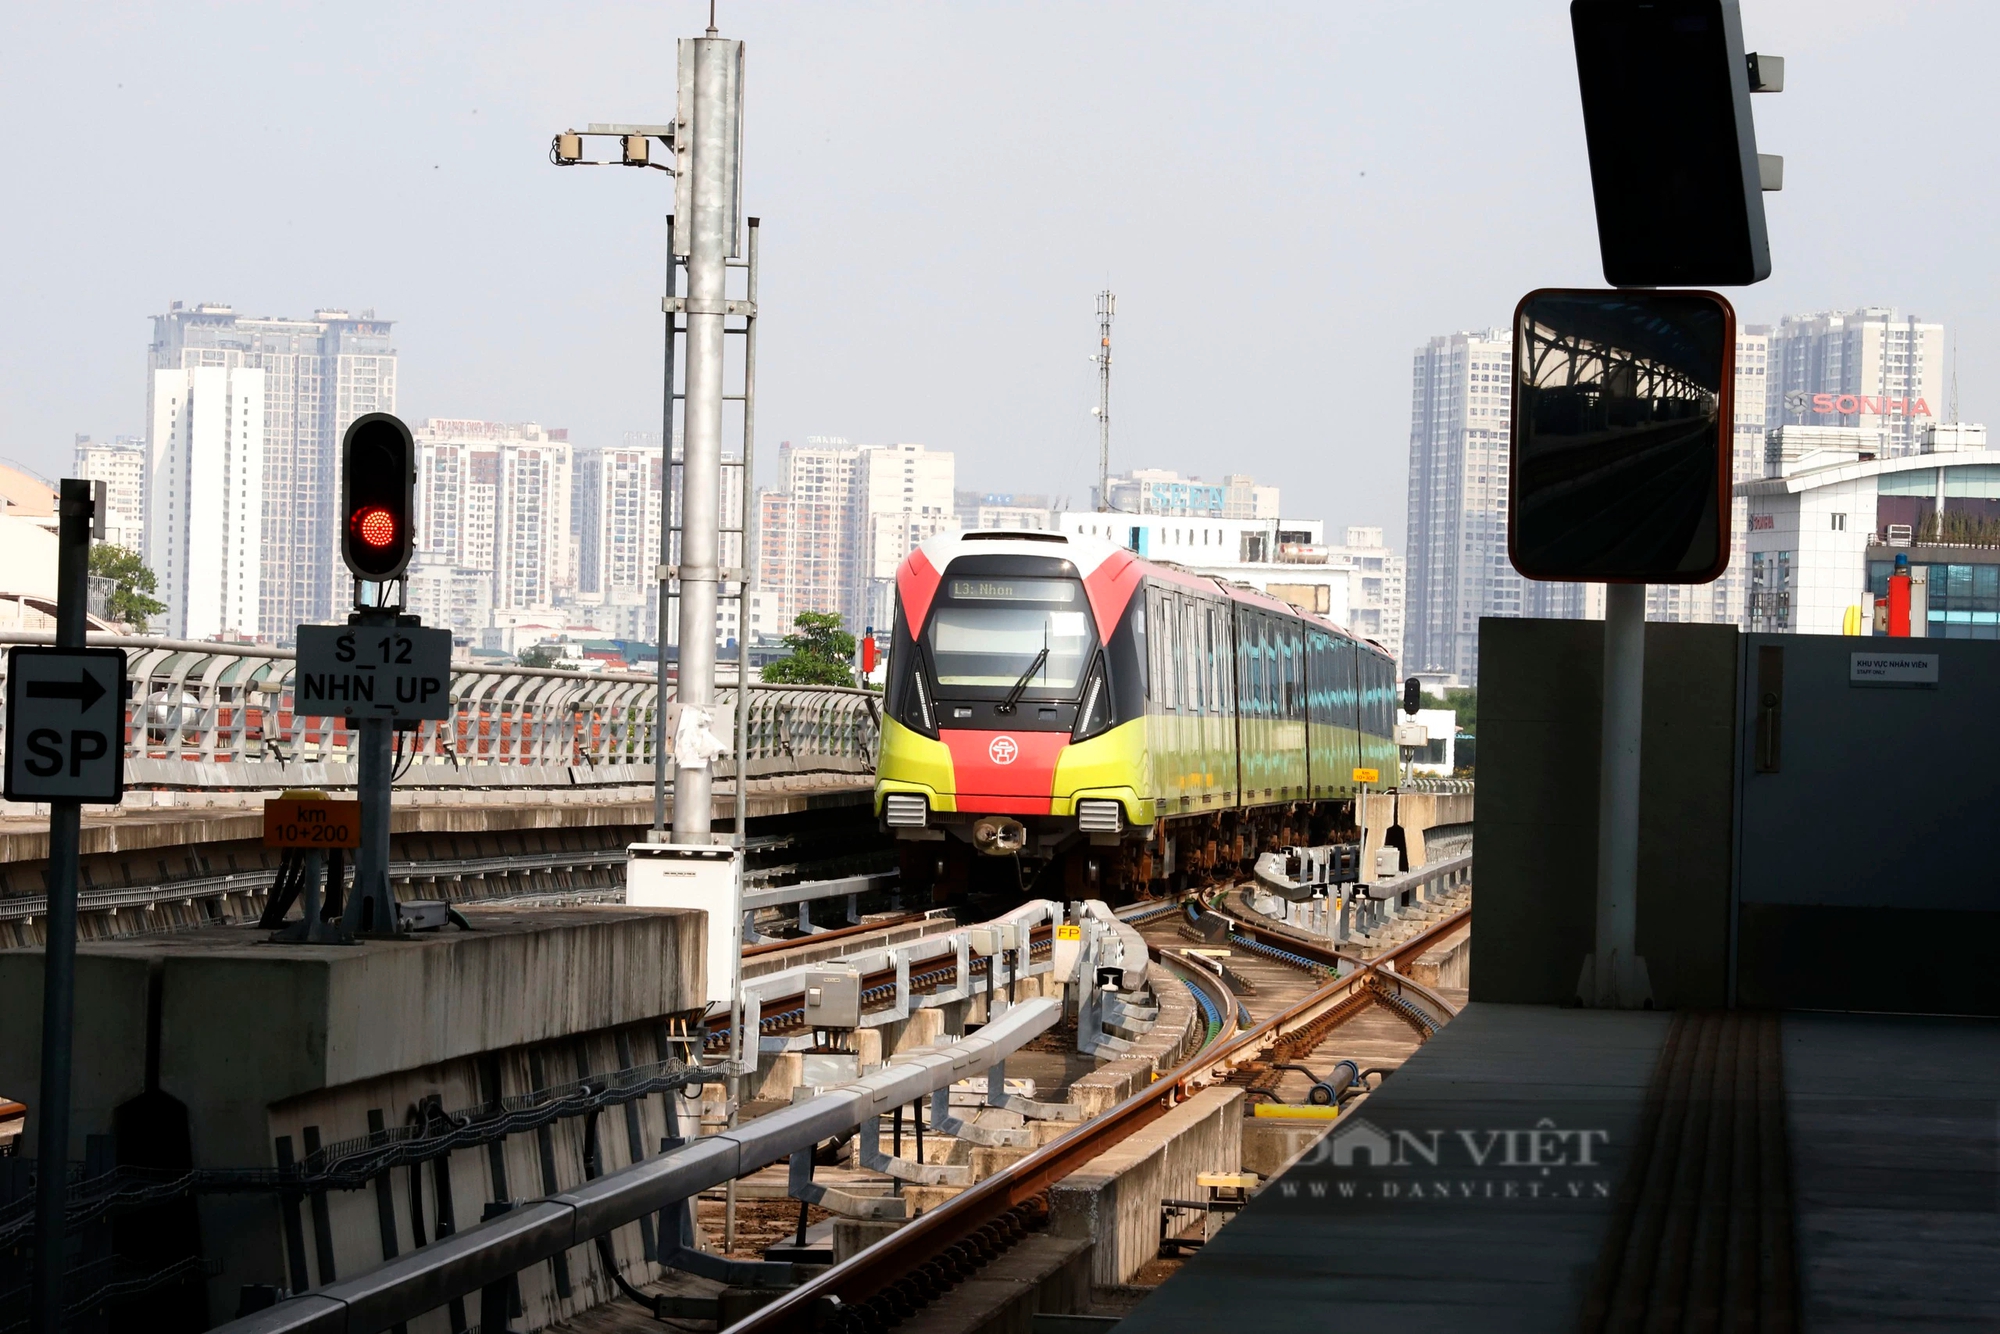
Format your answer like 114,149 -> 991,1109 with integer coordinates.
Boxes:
873,529 -> 1401,900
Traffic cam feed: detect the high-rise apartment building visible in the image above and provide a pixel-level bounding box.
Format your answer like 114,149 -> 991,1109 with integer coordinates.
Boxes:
145,365 -> 265,640
411,420 -> 571,616
148,302 -> 395,638
757,439 -> 956,634
1402,329 -> 1524,685
72,435 -> 146,551
1327,526 -> 1406,663
1766,308 -> 1944,459
854,443 -> 956,631
663,439 -> 749,648
574,444 -> 664,601
406,559 -> 494,637
1648,324 -> 1772,626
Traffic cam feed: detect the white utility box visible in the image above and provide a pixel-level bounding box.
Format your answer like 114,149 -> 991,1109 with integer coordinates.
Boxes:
625,842 -> 741,1007
1395,722 -> 1429,748
803,967 -> 863,1029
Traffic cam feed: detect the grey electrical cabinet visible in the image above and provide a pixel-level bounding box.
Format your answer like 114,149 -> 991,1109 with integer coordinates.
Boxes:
1473,617 -> 2000,1015
1734,634 -> 2000,1014
802,968 -> 862,1029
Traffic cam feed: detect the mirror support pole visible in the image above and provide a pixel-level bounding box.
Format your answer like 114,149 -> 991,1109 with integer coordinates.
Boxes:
1581,581 -> 1653,1008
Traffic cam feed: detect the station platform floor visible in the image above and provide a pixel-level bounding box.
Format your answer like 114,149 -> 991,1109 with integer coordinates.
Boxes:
1116,1002 -> 2000,1332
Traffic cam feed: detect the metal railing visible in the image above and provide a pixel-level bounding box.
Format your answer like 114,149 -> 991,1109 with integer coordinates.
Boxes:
0,632 -> 879,790
207,999 -> 1061,1334
1398,776 -> 1474,795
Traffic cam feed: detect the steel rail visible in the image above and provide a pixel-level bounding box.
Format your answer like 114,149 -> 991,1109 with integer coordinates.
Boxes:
740,912 -> 933,958
727,903 -> 1471,1334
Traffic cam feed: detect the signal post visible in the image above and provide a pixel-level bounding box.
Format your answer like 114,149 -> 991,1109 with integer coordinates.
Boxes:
289,412 -> 453,938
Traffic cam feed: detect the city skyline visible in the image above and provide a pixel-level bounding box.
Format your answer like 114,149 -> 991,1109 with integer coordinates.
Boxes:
9,4 -> 2000,553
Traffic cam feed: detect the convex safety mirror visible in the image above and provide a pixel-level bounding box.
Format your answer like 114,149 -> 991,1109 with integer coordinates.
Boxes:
1508,288 -> 1735,585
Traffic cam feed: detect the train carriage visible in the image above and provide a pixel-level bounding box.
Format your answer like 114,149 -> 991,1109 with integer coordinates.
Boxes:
875,529 -> 1398,900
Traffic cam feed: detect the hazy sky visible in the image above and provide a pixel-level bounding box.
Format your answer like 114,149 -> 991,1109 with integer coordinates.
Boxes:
4,2 -> 1994,547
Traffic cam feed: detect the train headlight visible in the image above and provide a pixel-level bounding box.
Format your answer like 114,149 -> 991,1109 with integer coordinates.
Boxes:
1071,656 -> 1110,743
900,662 -> 939,739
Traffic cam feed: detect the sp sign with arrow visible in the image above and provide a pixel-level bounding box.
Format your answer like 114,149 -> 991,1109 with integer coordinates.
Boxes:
5,646 -> 126,803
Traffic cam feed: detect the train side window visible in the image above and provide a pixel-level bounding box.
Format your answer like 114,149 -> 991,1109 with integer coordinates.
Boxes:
1146,588 -> 1164,709
1194,601 -> 1209,715
1258,616 -> 1272,715
1286,624 -> 1296,717
1247,614 -> 1261,715
1309,631 -> 1326,724
1232,616 -> 1248,720
1206,604 -> 1219,715
1168,600 -> 1184,716
1184,600 -> 1200,716
1130,596 -> 1147,694
1288,626 -> 1303,720
1280,623 -> 1294,719
1219,608 -> 1234,717
1242,614 -> 1257,715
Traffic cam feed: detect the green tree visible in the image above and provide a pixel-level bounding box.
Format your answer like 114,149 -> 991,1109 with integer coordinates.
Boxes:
761,611 -> 856,686
518,644 -> 563,668
88,544 -> 165,629
1423,687 -> 1477,734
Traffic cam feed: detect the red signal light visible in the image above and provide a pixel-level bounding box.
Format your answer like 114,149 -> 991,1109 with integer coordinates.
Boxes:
352,505 -> 397,549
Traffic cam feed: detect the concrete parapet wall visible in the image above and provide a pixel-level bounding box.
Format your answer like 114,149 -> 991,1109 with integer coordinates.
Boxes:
1240,1120 -> 1334,1180
1067,973 -> 1201,1118
1049,1086 -> 1244,1287
0,905 -> 708,1328
1407,929 -> 1471,992
1358,790 -> 1476,873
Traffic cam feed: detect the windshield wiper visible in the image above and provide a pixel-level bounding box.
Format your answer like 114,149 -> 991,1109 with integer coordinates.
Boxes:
995,648 -> 1048,715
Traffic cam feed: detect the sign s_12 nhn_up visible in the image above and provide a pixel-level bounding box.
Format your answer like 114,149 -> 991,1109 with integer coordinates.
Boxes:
294,623 -> 453,721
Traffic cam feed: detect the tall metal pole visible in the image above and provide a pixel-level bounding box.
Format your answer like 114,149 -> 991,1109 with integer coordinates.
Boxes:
33,479 -> 94,1334
672,30 -> 741,845
1095,291 -> 1114,512
1589,581 -> 1650,1007
656,215 -> 679,836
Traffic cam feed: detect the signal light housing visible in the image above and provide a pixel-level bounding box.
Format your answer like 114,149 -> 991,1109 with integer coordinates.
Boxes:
340,413 -> 416,582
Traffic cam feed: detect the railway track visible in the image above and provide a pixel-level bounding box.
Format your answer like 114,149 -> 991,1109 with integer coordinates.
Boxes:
720,883 -> 1471,1334
708,922 -> 1059,1051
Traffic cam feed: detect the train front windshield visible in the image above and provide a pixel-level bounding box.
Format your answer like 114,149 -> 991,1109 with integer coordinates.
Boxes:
927,576 -> 1096,698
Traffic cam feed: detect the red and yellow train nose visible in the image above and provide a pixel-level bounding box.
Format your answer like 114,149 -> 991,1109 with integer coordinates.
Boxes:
936,728 -> 1070,815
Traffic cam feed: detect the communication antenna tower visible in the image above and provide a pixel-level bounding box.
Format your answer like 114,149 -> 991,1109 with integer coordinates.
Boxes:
1095,290 -> 1115,511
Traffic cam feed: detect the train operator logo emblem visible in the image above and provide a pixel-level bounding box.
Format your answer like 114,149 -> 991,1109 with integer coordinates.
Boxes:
989,736 -> 1019,765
